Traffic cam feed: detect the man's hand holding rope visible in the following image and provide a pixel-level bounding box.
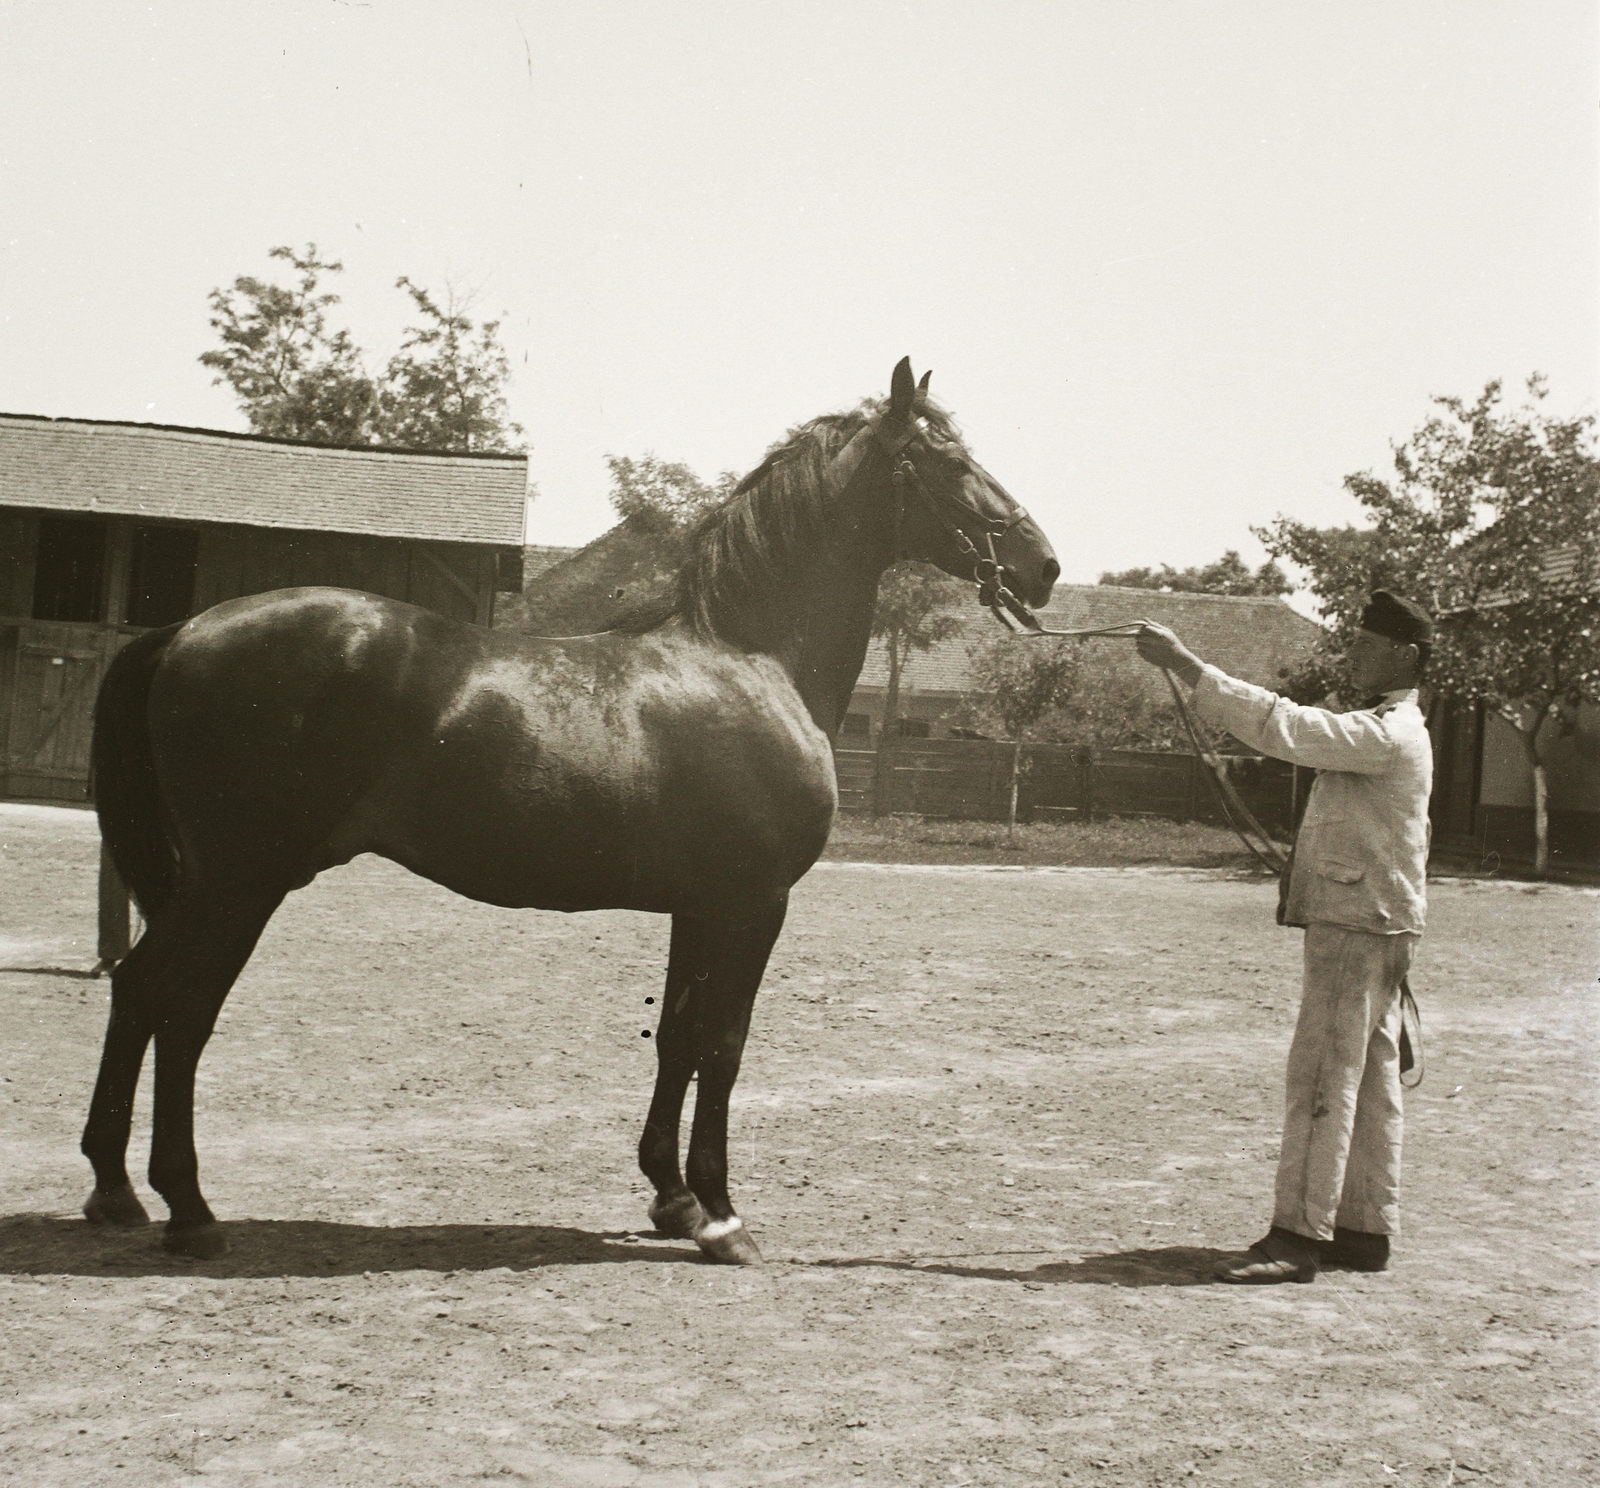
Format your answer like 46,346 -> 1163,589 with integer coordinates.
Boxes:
1134,621 -> 1204,689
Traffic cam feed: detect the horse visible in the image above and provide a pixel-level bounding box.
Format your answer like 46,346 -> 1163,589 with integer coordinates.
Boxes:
81,358 -> 1060,1266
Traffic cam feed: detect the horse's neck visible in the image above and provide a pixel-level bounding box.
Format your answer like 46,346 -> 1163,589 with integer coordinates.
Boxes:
779,554 -> 883,738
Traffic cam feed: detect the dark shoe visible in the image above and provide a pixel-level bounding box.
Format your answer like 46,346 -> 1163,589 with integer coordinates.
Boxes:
1318,1227 -> 1390,1272
1214,1226 -> 1319,1284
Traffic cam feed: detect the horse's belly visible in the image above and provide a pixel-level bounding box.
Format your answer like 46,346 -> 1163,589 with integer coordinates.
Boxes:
371,767 -> 829,916
362,661 -> 836,915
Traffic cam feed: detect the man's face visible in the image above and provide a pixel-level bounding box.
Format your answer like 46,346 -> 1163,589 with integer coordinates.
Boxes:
1346,628 -> 1416,696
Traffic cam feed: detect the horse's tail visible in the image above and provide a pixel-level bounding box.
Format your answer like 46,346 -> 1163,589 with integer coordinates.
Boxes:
90,623 -> 184,919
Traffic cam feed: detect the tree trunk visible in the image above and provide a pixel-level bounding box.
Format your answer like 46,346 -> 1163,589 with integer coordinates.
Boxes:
872,634 -> 904,817
1532,762 -> 1550,877
1508,699 -> 1553,879
1007,738 -> 1022,845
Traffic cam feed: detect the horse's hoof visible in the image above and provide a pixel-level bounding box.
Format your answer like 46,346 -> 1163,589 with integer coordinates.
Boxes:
694,1216 -> 764,1266
648,1191 -> 706,1239
162,1222 -> 228,1259
83,1183 -> 150,1227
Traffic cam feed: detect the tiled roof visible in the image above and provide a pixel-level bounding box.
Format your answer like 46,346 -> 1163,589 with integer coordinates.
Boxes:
523,544 -> 581,577
0,413 -> 527,545
857,584 -> 1325,696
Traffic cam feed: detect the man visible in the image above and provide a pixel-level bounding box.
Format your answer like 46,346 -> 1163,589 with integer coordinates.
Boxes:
1135,591 -> 1434,1284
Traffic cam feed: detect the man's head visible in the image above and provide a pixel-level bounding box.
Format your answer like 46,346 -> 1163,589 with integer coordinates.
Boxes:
1347,590 -> 1433,697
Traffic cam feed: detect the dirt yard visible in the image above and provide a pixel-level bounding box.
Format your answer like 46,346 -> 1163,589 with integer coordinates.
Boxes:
2,802 -> 1596,1488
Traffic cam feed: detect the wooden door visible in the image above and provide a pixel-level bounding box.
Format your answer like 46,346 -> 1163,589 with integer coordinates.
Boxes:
2,622 -> 120,799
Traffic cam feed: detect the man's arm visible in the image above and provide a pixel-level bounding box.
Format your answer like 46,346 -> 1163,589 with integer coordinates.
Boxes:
1134,622 -> 1401,775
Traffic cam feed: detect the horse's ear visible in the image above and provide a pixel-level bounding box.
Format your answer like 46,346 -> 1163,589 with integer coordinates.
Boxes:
889,357 -> 915,419
914,370 -> 932,410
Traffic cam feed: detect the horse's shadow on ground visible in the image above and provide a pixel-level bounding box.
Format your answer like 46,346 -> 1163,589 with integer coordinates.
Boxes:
1,964 -> 102,981
0,1214 -> 699,1279
1,1213 -> 1223,1286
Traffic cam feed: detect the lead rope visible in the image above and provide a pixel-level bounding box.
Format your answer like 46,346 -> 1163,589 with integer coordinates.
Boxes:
1159,668 -> 1291,875
979,604 -> 1291,874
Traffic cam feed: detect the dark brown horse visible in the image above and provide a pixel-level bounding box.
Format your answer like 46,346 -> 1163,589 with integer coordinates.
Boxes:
82,359 -> 1059,1265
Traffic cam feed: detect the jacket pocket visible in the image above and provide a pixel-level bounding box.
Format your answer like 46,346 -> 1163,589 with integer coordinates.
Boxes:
1316,859 -> 1365,884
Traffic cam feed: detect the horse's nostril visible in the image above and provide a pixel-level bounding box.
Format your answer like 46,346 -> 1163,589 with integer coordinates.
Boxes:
1041,558 -> 1061,586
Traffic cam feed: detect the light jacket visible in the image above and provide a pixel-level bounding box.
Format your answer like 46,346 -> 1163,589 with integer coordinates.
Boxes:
1191,668 -> 1432,935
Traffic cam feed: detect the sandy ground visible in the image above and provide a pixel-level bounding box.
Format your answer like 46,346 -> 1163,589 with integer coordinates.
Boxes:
2,802 -> 1597,1488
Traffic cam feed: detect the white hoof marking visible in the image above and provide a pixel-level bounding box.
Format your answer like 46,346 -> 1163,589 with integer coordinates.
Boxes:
697,1216 -> 744,1241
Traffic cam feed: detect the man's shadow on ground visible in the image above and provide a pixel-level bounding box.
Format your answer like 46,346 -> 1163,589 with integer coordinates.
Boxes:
814,1247 -> 1225,1288
2,1213 -> 1227,1286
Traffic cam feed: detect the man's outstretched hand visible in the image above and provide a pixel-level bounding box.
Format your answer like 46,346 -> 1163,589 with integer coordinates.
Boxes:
1135,622 -> 1204,687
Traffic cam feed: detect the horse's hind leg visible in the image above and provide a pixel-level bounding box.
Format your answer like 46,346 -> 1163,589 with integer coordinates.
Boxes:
83,883 -> 281,1257
82,942 -> 163,1226
81,902 -> 211,1226
641,896 -> 787,1266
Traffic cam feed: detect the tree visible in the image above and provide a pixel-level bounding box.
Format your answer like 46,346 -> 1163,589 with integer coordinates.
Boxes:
1100,549 -> 1292,596
376,279 -> 524,453
200,245 -> 377,444
1256,377 -> 1600,875
961,633 -> 1081,839
603,453 -> 738,530
201,245 -> 524,453
1050,642 -> 1185,753
869,563 -> 968,815
960,630 -> 1190,755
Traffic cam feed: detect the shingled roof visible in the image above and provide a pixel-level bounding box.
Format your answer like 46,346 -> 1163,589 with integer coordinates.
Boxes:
0,413 -> 527,545
857,584 -> 1325,696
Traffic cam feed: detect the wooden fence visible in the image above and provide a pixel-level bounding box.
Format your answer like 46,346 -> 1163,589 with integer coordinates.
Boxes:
834,738 -> 1305,837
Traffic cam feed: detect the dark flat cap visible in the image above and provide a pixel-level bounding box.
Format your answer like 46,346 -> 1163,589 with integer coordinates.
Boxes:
1360,590 -> 1433,645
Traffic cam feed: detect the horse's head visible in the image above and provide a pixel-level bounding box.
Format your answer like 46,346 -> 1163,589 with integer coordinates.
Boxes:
861,358 -> 1059,611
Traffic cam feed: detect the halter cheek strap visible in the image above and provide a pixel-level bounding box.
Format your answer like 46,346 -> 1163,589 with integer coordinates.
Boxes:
865,413 -> 1045,631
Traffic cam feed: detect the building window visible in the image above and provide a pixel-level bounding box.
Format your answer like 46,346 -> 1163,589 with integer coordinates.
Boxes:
839,713 -> 871,737
893,717 -> 931,738
32,517 -> 107,621
127,525 -> 199,627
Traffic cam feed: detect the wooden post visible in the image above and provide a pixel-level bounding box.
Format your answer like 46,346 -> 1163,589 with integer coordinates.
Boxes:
95,842 -> 130,975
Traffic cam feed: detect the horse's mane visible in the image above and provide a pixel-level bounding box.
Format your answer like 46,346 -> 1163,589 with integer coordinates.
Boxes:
670,396 -> 962,646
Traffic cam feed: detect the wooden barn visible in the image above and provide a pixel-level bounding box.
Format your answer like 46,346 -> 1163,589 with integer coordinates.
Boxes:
0,413 -> 527,801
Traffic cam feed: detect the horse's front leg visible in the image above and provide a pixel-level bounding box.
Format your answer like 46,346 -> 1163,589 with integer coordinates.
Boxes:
639,916 -> 710,1241
683,896 -> 787,1265
639,899 -> 787,1263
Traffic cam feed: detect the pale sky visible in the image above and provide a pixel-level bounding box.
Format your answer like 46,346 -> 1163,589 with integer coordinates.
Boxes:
2,2 -> 1595,601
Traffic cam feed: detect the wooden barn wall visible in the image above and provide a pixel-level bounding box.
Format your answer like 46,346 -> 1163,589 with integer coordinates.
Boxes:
4,517 -> 499,799
193,526 -> 492,626
0,508 -> 36,617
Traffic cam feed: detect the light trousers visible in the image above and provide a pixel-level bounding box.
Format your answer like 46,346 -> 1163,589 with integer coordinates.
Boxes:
1272,922 -> 1417,1240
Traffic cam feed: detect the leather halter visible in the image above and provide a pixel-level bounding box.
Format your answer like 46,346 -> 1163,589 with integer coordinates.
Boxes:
866,410 -> 1037,628
864,409 -> 1130,641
